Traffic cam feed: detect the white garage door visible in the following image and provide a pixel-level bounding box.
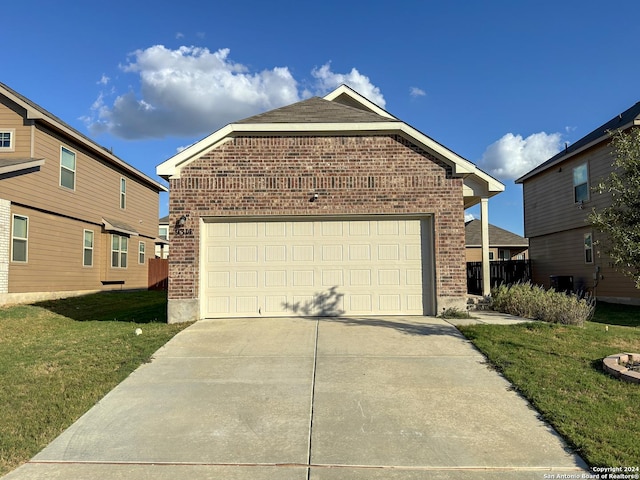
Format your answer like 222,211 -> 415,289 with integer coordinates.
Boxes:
201,217 -> 432,318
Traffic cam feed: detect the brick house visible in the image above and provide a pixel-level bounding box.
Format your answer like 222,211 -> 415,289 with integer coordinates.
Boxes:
157,85 -> 504,323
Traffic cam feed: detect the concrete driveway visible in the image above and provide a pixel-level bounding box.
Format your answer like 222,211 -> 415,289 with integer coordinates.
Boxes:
3,315 -> 588,479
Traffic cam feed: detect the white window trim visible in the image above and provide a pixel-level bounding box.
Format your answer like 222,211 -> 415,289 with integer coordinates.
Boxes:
120,177 -> 126,209
138,241 -> 145,264
11,214 -> 28,263
83,229 -> 94,267
0,129 -> 15,152
60,146 -> 76,190
111,234 -> 128,268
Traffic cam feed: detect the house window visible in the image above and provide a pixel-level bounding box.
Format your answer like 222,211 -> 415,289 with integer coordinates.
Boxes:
0,130 -> 14,151
83,230 -> 94,267
584,233 -> 594,264
159,226 -> 168,240
120,178 -> 126,209
573,163 -> 589,203
499,249 -> 511,261
139,241 -> 145,264
111,234 -> 128,268
488,252 -> 494,260
11,215 -> 28,262
60,146 -> 76,190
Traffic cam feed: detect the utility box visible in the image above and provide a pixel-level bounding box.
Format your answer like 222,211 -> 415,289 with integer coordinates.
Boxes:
550,275 -> 574,293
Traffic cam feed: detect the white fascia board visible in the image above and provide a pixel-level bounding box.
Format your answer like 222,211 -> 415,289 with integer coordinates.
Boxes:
398,124 -> 505,194
157,125 -> 235,178
322,85 -> 396,119
159,120 -> 505,196
0,158 -> 45,174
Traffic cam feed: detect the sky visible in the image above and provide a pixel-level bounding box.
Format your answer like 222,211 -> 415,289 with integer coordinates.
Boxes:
2,0 -> 639,236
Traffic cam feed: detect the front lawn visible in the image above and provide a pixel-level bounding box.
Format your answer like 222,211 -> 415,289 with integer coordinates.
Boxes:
0,291 -> 191,476
458,302 -> 640,468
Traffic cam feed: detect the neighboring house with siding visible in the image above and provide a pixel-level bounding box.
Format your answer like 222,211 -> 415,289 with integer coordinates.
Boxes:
516,101 -> 640,304
156,215 -> 170,259
0,82 -> 167,305
464,219 -> 528,262
157,85 -> 504,323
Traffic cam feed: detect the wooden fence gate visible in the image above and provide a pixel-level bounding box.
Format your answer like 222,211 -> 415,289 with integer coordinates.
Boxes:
148,258 -> 168,291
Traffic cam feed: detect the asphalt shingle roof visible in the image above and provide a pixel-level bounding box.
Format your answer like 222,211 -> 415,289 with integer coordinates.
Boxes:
517,101 -> 640,182
465,219 -> 528,247
236,96 -> 399,124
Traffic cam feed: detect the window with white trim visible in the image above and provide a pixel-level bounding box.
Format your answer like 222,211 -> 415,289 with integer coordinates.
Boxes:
0,129 -> 14,151
60,146 -> 76,190
573,163 -> 589,203
111,234 -> 128,268
584,233 -> 594,264
83,230 -> 94,267
12,215 -> 28,262
138,241 -> 145,264
159,226 -> 168,240
120,178 -> 126,209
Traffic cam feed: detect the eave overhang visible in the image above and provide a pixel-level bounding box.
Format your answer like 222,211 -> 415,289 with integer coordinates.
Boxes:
516,118 -> 640,184
0,158 -> 45,175
0,83 -> 167,193
156,121 -> 505,205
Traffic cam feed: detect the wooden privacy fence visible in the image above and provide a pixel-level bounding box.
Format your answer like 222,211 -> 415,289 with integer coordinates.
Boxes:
148,258 -> 169,291
467,260 -> 531,295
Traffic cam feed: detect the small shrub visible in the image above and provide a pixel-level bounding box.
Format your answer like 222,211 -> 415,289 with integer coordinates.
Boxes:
439,307 -> 473,319
489,282 -> 595,326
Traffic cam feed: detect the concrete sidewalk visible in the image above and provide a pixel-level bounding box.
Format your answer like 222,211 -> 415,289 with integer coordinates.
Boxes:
3,315 -> 588,479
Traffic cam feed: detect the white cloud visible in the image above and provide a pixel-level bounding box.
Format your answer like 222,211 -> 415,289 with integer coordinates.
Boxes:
410,87 -> 426,97
479,132 -> 564,181
88,46 -> 301,139
87,48 -> 385,140
97,74 -> 110,86
311,63 -> 385,107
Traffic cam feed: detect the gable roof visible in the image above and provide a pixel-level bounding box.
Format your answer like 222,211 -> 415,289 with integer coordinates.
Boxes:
0,82 -> 167,192
236,96 -> 397,124
465,219 -> 528,248
516,101 -> 640,183
157,85 -> 504,206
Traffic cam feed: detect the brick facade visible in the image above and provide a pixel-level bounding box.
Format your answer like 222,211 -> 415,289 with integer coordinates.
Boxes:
168,134 -> 466,318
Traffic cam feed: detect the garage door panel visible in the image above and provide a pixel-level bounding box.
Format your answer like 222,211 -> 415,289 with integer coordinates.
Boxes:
379,294 -> 401,311
265,245 -> 286,261
202,218 -> 431,318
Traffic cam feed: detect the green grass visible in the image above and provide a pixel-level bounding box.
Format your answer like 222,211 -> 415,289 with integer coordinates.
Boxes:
0,291 -> 191,476
458,302 -> 640,468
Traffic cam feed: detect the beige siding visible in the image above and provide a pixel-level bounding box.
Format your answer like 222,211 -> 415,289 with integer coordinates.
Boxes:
1,94 -> 161,297
8,206 -> 152,293
466,247 -> 528,262
524,140 -> 640,302
0,97 -> 32,158
523,144 -> 615,238
1,124 -> 158,238
529,227 -> 640,301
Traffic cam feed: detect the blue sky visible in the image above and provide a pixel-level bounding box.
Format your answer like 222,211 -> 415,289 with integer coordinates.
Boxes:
2,0 -> 639,235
